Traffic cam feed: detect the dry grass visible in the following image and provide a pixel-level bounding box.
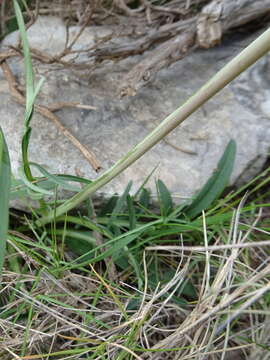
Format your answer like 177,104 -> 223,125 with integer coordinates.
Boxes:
1,194 -> 270,359
1,2 -> 270,359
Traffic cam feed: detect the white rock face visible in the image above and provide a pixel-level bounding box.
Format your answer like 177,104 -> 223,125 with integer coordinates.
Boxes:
0,17 -> 269,205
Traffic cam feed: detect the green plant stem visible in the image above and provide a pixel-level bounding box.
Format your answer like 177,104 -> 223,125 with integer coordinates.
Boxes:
0,128 -> 11,276
37,27 -> 270,226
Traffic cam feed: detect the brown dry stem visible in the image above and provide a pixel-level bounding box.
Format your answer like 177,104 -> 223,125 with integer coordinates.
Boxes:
0,60 -> 101,172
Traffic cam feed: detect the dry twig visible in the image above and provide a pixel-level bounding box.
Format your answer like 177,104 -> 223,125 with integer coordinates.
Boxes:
0,60 -> 101,172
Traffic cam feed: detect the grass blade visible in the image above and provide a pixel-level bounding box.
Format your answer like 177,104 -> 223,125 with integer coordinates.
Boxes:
108,181 -> 132,233
13,0 -> 34,111
29,162 -> 81,192
13,0 -> 44,182
138,188 -> 150,209
127,194 -> 136,230
156,179 -> 173,216
185,139 -> 236,218
0,128 -> 11,276
18,166 -> 54,196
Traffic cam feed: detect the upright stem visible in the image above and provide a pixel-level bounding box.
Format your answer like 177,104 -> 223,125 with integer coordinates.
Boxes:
38,27 -> 270,225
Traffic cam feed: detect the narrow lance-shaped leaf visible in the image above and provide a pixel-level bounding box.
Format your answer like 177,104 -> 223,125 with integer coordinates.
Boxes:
156,179 -> 173,216
108,181 -> 132,235
0,128 -> 11,277
13,0 -> 45,182
127,194 -> 136,230
185,139 -> 236,218
13,0 -> 34,113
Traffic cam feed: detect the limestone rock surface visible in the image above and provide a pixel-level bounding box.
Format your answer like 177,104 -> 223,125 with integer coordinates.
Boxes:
0,17 -> 269,205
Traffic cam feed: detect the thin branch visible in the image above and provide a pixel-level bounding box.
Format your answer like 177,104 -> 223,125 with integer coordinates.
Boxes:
146,240 -> 270,252
1,60 -> 101,172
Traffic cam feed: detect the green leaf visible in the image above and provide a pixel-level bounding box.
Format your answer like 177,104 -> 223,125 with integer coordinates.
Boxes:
13,0 -> 45,184
88,231 -> 141,265
29,162 -> 81,192
126,297 -> 141,311
69,231 -> 142,268
138,188 -> 150,209
127,194 -> 136,230
57,174 -> 92,185
0,128 -> 11,276
98,195 -> 119,217
13,0 -> 34,106
21,127 -> 34,181
134,164 -> 159,199
10,173 -> 93,200
18,166 -> 54,196
185,139 -> 236,218
63,231 -> 96,263
109,181 -> 132,221
108,181 -> 132,235
178,280 -> 197,299
64,220 -> 160,270
156,179 -> 173,216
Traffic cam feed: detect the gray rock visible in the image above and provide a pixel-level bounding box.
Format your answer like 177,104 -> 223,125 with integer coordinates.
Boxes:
0,17 -> 269,207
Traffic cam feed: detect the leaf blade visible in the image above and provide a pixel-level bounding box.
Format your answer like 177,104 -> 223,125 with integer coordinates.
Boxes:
0,128 -> 11,276
185,139 -> 236,218
156,179 -> 173,216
